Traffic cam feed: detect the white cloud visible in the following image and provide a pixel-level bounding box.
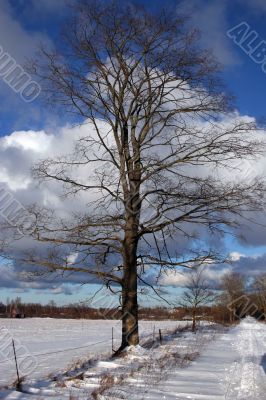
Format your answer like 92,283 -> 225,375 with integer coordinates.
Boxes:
2,131 -> 53,152
0,125 -> 84,192
159,266 -> 231,288
229,251 -> 244,261
67,253 -> 79,265
0,2 -> 51,64
160,271 -> 188,287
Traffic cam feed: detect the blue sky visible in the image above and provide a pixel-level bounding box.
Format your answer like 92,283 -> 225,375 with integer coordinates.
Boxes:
1,0 -> 266,306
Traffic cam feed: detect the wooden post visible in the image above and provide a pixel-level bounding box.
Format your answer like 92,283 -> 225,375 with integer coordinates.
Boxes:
153,325 -> 155,345
159,329 -> 162,345
112,327 -> 114,353
12,339 -> 20,386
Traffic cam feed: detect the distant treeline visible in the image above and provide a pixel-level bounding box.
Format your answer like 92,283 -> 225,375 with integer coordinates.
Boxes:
1,272 -> 266,325
0,299 -> 253,324
0,297 -> 185,320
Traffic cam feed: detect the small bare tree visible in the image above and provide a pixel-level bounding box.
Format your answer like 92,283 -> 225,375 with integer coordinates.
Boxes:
253,274 -> 266,316
220,272 -> 246,322
180,269 -> 216,331
1,1 -> 265,351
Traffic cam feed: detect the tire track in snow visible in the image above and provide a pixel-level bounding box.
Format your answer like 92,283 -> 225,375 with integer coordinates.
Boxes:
224,318 -> 266,400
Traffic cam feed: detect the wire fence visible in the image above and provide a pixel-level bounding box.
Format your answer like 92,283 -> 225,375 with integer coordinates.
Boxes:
0,338 -> 113,365
0,322 -> 186,388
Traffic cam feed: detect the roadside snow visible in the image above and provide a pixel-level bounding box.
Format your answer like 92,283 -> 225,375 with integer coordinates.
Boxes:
104,317 -> 266,400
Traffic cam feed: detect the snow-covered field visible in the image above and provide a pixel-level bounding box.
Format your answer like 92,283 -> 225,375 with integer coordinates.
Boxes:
0,317 -> 265,399
0,318 -> 185,389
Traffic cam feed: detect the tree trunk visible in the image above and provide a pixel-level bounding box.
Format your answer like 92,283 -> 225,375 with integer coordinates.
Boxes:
192,309 -> 196,332
118,217 -> 139,351
230,308 -> 235,323
120,273 -> 139,349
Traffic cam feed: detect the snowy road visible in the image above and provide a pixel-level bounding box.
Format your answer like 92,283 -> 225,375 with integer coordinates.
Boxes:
225,319 -> 266,399
100,318 -> 266,400
141,317 -> 266,399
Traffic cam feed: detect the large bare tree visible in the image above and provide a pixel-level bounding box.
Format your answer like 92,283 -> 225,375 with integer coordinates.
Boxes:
2,1 -> 265,351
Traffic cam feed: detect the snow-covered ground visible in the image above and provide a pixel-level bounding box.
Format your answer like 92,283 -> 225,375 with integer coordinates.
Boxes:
0,317 -> 265,399
0,318 -> 184,389
106,317 -> 266,400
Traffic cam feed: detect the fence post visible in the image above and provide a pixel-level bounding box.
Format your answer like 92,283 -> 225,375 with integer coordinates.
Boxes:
153,325 -> 155,345
12,339 -> 20,386
159,329 -> 162,345
112,327 -> 114,353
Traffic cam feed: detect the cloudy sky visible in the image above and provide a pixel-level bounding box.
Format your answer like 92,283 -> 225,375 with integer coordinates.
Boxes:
1,0 -> 266,306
